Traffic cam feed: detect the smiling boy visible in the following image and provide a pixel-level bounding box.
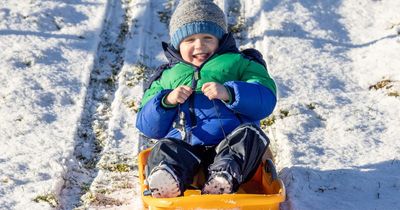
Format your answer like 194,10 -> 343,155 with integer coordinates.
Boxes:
136,0 -> 277,198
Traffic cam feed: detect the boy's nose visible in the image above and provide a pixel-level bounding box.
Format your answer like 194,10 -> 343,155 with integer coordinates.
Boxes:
194,39 -> 204,48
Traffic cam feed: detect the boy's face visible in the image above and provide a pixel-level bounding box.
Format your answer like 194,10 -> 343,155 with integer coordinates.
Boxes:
179,33 -> 219,67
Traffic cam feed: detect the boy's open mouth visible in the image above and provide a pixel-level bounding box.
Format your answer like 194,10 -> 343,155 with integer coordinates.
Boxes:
193,53 -> 210,60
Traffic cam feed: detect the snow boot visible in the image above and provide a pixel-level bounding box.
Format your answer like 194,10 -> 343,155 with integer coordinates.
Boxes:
202,171 -> 234,194
147,165 -> 182,198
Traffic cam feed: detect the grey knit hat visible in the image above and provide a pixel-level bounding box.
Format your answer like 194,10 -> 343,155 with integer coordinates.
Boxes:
169,0 -> 227,49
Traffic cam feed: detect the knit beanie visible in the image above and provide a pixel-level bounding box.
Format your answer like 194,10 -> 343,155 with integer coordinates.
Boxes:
169,0 -> 228,50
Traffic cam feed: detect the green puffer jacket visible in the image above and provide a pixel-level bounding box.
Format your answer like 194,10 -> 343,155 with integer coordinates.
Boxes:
136,33 -> 277,145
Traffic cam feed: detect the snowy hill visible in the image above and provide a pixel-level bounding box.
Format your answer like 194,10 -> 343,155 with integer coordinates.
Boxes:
1,0 -> 399,209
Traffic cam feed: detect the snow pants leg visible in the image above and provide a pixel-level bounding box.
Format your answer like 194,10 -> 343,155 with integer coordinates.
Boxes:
147,138 -> 215,190
208,123 -> 270,191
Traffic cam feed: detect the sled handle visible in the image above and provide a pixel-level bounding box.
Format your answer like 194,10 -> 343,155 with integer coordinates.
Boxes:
143,189 -> 152,196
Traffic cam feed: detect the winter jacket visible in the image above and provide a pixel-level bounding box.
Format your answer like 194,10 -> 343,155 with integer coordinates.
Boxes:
136,33 -> 277,146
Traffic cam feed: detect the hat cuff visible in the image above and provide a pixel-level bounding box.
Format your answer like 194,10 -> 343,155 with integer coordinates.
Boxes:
171,21 -> 226,50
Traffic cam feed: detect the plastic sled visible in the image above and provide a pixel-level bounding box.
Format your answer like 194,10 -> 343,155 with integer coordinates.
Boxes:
138,148 -> 285,210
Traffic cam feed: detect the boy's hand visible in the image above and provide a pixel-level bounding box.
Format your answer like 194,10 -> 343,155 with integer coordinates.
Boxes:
201,82 -> 229,102
165,85 -> 193,105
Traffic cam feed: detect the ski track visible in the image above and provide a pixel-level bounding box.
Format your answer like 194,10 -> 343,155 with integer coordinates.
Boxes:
58,0 -> 133,208
59,0 -> 174,209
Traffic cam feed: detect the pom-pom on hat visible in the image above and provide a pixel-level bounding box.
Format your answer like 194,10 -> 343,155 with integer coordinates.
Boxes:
169,0 -> 227,50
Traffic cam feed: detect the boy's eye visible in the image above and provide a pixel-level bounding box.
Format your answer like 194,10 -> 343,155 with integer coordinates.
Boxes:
184,38 -> 195,42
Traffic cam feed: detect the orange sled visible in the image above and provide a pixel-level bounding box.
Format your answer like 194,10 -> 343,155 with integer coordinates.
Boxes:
138,148 -> 285,210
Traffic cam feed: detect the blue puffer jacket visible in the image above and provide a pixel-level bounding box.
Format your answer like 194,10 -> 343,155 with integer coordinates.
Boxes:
136,33 -> 277,146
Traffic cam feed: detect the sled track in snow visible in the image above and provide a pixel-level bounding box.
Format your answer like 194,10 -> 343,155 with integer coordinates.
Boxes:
58,0 -> 133,209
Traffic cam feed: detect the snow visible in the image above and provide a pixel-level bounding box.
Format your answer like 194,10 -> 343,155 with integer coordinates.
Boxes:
1,0 -> 399,209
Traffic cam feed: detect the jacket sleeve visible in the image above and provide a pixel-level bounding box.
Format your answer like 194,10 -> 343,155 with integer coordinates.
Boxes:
136,89 -> 177,139
224,81 -> 276,121
223,59 -> 277,120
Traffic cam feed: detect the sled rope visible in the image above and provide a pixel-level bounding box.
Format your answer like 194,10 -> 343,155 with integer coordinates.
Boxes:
212,99 -> 227,140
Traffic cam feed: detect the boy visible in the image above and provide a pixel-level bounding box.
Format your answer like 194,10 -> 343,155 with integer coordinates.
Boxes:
136,0 -> 277,198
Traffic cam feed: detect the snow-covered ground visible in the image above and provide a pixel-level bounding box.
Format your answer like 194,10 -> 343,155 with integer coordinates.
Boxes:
1,0 -> 399,209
